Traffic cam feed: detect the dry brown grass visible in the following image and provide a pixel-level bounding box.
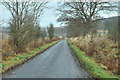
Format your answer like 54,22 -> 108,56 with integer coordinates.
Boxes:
2,38 -> 15,59
2,37 -> 60,60
69,36 -> 119,74
27,38 -> 46,50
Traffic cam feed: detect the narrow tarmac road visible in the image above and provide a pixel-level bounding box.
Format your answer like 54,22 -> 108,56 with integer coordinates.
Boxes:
3,40 -> 90,78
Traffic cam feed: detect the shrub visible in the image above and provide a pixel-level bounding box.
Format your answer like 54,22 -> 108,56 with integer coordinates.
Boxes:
2,37 -> 60,60
68,40 -> 119,79
68,36 -> 119,75
27,38 -> 45,50
1,40 -> 59,74
2,38 -> 15,59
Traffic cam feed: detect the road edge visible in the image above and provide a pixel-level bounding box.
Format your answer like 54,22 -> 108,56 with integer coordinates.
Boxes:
1,40 -> 61,76
67,40 -> 119,80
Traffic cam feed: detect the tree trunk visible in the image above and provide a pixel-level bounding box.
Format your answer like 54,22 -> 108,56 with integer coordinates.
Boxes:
118,12 -> 120,75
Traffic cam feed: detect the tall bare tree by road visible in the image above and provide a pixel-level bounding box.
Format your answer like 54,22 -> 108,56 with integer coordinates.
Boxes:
2,1 -> 47,53
57,2 -> 117,42
57,1 -> 119,75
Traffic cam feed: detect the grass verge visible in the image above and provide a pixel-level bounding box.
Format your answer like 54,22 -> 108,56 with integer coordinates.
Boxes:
0,40 -> 60,75
67,40 -> 119,80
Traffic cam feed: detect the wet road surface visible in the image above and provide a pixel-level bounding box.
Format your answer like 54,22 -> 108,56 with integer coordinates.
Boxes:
3,40 -> 91,78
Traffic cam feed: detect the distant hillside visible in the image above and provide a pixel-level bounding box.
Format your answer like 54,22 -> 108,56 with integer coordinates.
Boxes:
96,16 -> 118,30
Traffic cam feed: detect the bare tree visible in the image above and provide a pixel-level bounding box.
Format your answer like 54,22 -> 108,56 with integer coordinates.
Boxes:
57,2 -> 117,41
2,1 -> 47,53
58,1 -> 119,74
118,15 -> 120,75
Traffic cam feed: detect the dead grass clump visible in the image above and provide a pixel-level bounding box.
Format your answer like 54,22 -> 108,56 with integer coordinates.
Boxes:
69,36 -> 119,74
2,38 -> 15,59
44,37 -> 60,43
27,37 -> 60,50
2,37 -> 60,61
52,37 -> 60,41
27,38 -> 45,50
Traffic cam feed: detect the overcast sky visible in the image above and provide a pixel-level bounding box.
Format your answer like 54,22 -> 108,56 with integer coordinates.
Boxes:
0,2 -> 62,27
0,2 -> 118,27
